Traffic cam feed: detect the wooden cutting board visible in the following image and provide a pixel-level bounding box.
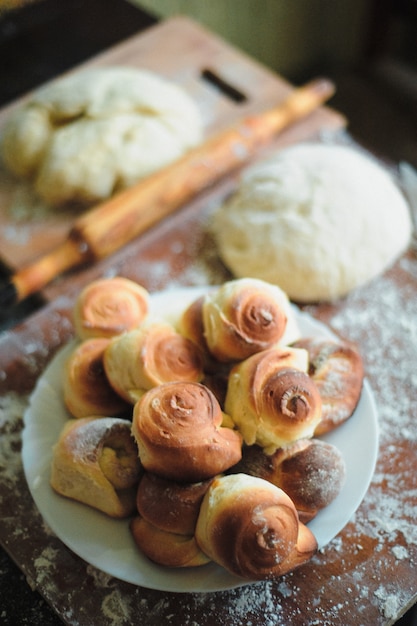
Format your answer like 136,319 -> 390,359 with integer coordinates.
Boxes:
0,14 -> 345,304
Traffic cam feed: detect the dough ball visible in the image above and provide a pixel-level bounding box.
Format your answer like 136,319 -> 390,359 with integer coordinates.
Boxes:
212,143 -> 412,302
1,67 -> 203,206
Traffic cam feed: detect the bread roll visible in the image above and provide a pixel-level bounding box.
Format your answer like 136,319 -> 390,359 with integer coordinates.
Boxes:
201,278 -> 300,362
50,417 -> 142,518
136,472 -> 213,535
195,474 -> 317,580
103,323 -> 204,403
63,338 -> 129,419
229,439 -> 346,523
179,291 -> 236,403
178,294 -> 208,352
293,337 -> 364,435
130,516 -> 210,568
73,277 -> 149,340
131,381 -> 242,482
225,348 -> 321,453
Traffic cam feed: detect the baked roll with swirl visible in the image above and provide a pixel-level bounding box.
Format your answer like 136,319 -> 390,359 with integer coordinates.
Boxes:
292,337 -> 364,435
73,277 -> 149,340
130,516 -> 211,568
136,472 -> 213,535
229,439 -> 346,523
195,473 -> 317,580
225,347 -> 321,453
103,323 -> 204,403
201,278 -> 300,362
50,417 -> 142,518
179,293 -> 235,404
178,293 -> 222,371
63,338 -> 129,419
132,381 -> 242,482
178,294 -> 208,353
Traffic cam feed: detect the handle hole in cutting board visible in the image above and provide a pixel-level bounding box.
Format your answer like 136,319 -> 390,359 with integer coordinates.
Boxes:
201,69 -> 247,103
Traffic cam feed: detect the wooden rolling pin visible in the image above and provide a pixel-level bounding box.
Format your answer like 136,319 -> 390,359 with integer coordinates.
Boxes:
0,78 -> 335,307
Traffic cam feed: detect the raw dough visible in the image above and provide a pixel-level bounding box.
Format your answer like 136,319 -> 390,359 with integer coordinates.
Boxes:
0,67 -> 203,206
212,143 -> 412,302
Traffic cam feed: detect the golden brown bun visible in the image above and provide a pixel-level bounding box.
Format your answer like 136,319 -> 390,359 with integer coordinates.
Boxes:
201,278 -> 294,362
293,337 -> 364,435
131,381 -> 242,482
203,344 -> 305,410
50,417 -> 142,518
229,439 -> 346,523
224,348 -> 321,453
103,323 -> 204,403
178,294 -> 208,352
63,338 -> 130,419
195,474 -> 317,580
130,516 -> 211,568
178,292 -> 225,372
73,277 -> 149,340
179,294 -> 233,405
136,472 -> 213,535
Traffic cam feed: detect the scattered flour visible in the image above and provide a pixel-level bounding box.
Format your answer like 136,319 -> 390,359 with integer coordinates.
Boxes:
101,589 -> 133,625
33,547 -> 60,587
0,393 -> 28,487
392,545 -> 409,561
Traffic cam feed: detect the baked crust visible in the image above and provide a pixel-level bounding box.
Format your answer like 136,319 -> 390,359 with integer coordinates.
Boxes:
195,474 -> 317,579
131,381 -> 242,482
50,417 -> 142,518
293,337 -> 364,435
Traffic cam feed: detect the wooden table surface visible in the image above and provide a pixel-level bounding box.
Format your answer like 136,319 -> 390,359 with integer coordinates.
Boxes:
0,4 -> 416,626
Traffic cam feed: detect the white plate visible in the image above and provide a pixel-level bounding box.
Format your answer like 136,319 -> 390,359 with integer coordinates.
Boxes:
22,286 -> 379,592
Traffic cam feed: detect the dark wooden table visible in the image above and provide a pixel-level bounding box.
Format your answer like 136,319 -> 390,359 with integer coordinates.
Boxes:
0,2 -> 416,625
